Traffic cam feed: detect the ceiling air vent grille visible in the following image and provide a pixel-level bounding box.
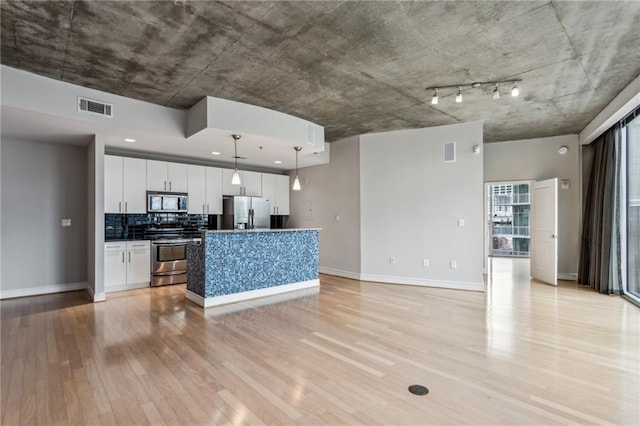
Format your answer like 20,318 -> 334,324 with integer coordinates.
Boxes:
78,97 -> 113,118
443,142 -> 456,163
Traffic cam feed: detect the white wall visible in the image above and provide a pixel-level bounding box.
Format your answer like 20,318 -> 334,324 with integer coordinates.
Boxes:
484,135 -> 580,277
288,136 -> 361,278
1,65 -> 185,139
360,122 -> 484,290
87,135 -> 106,301
1,138 -> 88,298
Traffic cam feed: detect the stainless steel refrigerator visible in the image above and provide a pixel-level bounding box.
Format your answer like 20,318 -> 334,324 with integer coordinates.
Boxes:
222,196 -> 271,230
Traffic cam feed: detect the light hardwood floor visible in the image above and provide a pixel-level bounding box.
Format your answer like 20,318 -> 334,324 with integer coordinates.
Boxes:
1,258 -> 639,425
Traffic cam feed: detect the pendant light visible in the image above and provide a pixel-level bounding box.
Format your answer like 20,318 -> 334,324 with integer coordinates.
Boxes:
292,146 -> 302,191
231,134 -> 241,185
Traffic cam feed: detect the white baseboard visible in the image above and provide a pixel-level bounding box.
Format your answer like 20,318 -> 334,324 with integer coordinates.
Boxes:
0,282 -> 89,300
558,273 -> 578,281
319,267 -> 362,280
185,279 -> 320,309
105,281 -> 150,294
86,284 -> 106,302
359,274 -> 485,292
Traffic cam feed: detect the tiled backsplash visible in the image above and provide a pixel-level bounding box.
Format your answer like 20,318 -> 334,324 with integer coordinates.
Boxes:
105,213 -> 214,240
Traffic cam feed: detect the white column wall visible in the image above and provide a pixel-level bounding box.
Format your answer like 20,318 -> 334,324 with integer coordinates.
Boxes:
359,121 -> 485,290
288,136 -> 361,278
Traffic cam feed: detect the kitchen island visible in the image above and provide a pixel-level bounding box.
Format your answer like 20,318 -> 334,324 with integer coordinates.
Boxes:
185,229 -> 320,308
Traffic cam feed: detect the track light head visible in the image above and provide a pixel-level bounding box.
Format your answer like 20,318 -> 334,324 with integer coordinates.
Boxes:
511,81 -> 519,97
425,79 -> 521,104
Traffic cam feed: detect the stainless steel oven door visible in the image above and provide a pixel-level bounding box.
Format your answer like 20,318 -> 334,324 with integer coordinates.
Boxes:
152,242 -> 187,274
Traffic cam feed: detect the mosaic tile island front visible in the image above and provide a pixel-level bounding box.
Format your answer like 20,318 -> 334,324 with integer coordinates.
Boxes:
186,229 -> 320,308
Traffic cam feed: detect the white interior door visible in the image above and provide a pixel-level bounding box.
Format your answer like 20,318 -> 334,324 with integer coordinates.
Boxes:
531,178 -> 558,285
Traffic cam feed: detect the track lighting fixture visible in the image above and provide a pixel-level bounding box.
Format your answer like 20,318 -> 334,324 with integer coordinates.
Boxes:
426,79 -> 521,104
511,81 -> 519,97
293,146 -> 302,191
231,134 -> 241,185
455,87 -> 462,103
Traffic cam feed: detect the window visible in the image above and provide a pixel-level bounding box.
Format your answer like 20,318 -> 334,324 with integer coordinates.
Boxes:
489,183 -> 531,257
626,112 -> 640,300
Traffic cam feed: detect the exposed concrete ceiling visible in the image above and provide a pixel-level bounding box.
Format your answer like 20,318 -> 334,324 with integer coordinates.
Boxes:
2,1 -> 639,143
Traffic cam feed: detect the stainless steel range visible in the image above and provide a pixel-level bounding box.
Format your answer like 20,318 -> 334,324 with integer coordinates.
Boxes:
151,239 -> 190,286
146,226 -> 201,287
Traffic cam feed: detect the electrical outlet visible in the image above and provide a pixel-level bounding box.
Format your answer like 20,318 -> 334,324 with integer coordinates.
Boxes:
423,259 -> 429,267
389,256 -> 396,265
335,215 -> 341,222
458,218 -> 464,227
450,260 -> 457,269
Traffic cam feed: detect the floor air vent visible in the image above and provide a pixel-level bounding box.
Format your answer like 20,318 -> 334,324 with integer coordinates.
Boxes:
78,97 -> 113,118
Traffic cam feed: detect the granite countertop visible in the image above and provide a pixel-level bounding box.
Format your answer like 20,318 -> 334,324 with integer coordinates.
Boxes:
202,228 -> 321,234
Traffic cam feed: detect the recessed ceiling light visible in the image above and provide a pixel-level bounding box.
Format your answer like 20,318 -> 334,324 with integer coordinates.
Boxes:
211,151 -> 221,155
274,160 -> 282,164
124,138 -> 136,143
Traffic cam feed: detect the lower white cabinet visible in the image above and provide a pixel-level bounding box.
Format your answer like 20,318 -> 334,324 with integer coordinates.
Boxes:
104,241 -> 150,293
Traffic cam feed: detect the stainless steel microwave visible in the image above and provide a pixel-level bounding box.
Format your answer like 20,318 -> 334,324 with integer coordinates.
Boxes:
147,192 -> 188,213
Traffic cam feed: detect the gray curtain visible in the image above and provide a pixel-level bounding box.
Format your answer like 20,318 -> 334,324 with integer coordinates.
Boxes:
578,126 -> 623,294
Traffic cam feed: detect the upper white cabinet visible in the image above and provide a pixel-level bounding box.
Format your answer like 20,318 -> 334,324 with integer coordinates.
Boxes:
147,160 -> 188,192
105,156 -> 123,214
222,169 -> 262,197
188,165 -> 223,214
274,175 -> 290,215
262,174 -> 290,215
105,155 -> 146,214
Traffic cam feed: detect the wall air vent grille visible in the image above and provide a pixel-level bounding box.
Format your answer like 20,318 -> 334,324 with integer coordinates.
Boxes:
78,97 -> 113,118
306,123 -> 315,145
443,142 -> 456,163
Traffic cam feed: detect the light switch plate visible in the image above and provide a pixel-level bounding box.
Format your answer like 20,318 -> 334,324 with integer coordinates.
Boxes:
61,219 -> 72,227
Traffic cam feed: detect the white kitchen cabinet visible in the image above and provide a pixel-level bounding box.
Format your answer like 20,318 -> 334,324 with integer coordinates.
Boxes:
222,169 -> 262,197
126,241 -> 151,285
205,167 -> 223,213
188,165 -> 223,214
274,174 -> 290,215
188,165 -> 206,213
104,242 -> 127,288
104,241 -> 150,293
147,160 -> 188,192
105,156 -> 124,214
105,155 -> 146,214
262,173 -> 276,209
262,174 -> 290,215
